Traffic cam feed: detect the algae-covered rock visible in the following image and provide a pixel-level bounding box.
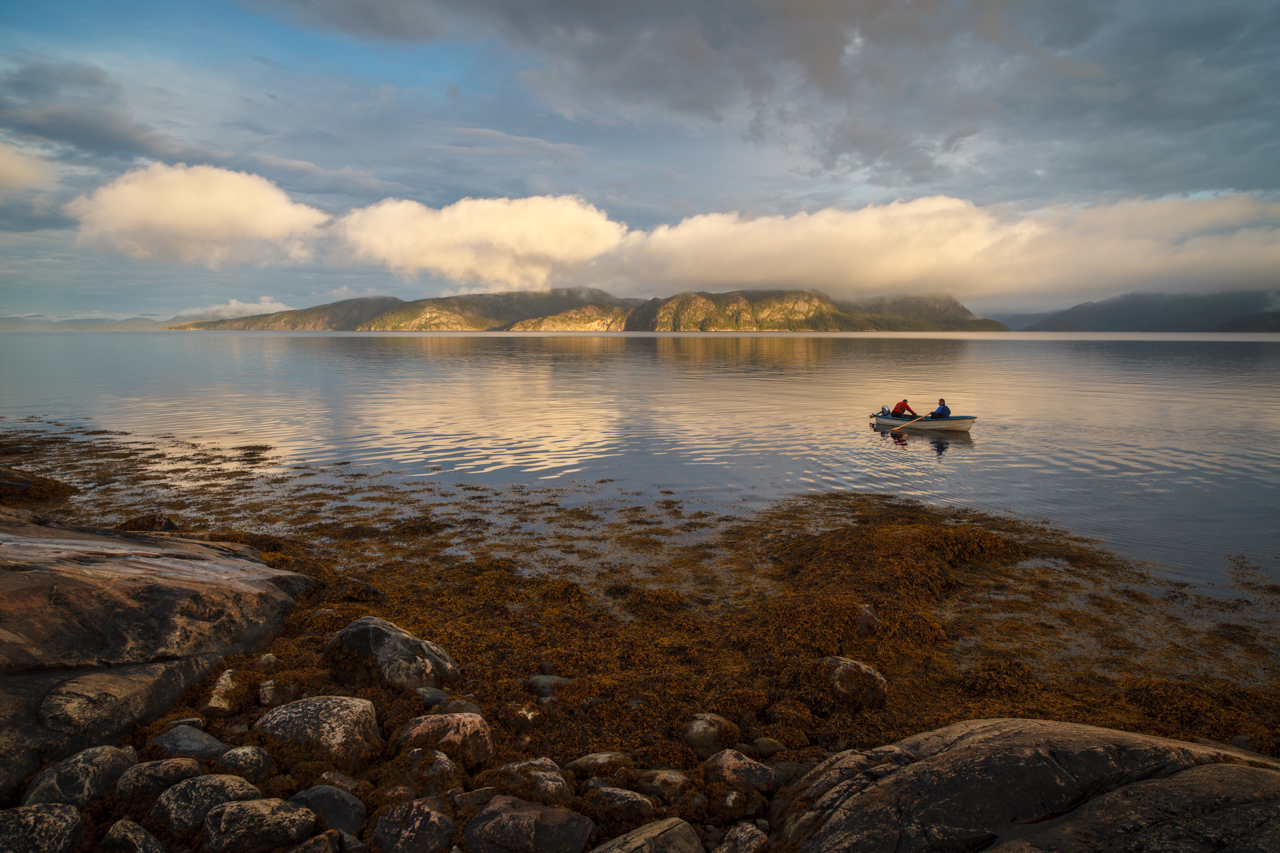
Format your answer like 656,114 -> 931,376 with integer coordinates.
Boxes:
370,798 -> 455,853
681,713 -> 740,761
819,657 -> 887,711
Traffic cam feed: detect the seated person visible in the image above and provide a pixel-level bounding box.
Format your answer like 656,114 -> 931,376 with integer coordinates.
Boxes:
891,399 -> 917,417
930,398 -> 951,419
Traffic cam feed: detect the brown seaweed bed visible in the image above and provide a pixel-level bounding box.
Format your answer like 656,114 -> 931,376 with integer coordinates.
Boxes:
3,416 -> 1279,845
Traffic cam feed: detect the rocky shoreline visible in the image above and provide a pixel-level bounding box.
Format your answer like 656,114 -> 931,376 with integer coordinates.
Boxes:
2,427 -> 1279,852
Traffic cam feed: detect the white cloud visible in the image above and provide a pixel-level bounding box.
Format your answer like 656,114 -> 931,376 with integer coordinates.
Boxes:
338,194 -> 627,288
0,141 -> 49,197
66,163 -> 330,267
587,195 -> 1280,304
178,296 -> 296,319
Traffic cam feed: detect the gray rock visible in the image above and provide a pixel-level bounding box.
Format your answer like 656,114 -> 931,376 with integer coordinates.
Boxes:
634,770 -> 692,805
217,746 -> 274,781
0,510 -> 312,804
114,758 -> 204,802
564,752 -> 632,778
464,795 -> 596,853
0,803 -> 83,853
99,818 -> 166,853
416,687 -> 449,708
818,657 -> 887,712
988,762 -> 1280,851
203,798 -> 316,853
770,718 -> 1280,853
702,750 -> 777,794
289,785 -> 366,836
583,787 -> 657,822
325,616 -> 459,691
681,714 -> 739,761
591,817 -> 702,853
395,713 -> 494,768
254,696 -> 382,771
433,697 -> 483,716
371,798 -> 456,853
479,758 -> 572,805
21,745 -> 134,807
149,774 -> 261,836
150,724 -> 230,760
712,822 -> 768,853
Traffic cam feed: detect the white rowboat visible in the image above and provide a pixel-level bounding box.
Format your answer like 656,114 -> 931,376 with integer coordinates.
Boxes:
871,414 -> 977,432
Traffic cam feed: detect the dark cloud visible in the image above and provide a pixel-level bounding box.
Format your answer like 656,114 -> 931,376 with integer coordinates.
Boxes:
0,60 -> 206,162
247,0 -> 1280,202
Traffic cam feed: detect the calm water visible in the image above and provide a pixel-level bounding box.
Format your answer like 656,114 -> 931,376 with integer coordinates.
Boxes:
2,331 -> 1278,586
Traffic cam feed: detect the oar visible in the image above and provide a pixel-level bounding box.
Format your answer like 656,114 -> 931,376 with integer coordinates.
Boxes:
892,415 -> 929,432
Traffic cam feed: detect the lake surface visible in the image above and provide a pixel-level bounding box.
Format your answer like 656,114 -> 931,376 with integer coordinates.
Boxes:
2,331 -> 1278,587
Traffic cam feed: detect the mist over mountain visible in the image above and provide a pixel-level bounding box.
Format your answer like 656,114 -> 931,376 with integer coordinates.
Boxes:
1024,291 -> 1278,332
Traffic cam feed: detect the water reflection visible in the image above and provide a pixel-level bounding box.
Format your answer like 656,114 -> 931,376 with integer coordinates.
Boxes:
1,331 -> 1277,584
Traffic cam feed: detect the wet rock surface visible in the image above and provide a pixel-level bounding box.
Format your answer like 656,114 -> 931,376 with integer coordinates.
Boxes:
254,696 -> 382,771
21,744 -> 134,807
0,803 -> 83,853
0,507 -> 312,803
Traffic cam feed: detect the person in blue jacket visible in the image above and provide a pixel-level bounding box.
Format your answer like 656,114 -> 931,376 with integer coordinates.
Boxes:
929,398 -> 951,419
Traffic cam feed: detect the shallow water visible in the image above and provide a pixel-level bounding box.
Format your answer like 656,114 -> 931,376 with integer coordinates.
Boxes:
3,330 -> 1278,586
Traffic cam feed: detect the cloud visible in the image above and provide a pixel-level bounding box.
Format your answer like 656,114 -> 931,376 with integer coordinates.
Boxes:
588,194 -> 1280,304
338,194 -> 626,287
179,296 -> 297,319
66,163 -> 330,267
0,141 -> 48,197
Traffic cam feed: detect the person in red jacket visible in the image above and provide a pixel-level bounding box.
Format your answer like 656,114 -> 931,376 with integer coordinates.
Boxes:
891,399 -> 917,417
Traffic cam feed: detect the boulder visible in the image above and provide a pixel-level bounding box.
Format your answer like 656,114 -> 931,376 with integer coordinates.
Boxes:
681,714 -> 740,761
634,770 -> 692,806
151,724 -> 230,760
433,696 -> 483,716
583,787 -> 657,822
149,774 -> 261,836
370,798 -> 455,853
0,508 -> 312,804
99,818 -> 166,853
818,657 -> 887,711
0,803 -> 83,853
564,752 -> 632,779
217,746 -> 274,781
203,798 -> 316,853
590,817 -> 702,853
464,795 -> 596,853
713,822 -> 768,853
254,697 -> 382,771
114,758 -> 204,802
770,718 -> 1280,853
21,745 -> 134,807
324,616 -> 459,691
289,785 -> 367,836
702,750 -> 778,794
390,748 -> 464,796
480,757 -> 572,805
282,828 -> 343,853
395,713 -> 494,768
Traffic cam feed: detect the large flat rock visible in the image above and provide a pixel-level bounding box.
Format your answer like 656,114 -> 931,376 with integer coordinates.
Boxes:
0,507 -> 315,805
770,717 -> 1280,853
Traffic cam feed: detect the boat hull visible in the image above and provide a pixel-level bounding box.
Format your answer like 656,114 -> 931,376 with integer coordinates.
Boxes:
871,414 -> 977,432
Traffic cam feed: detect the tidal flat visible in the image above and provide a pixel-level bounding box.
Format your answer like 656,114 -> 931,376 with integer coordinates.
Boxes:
3,419 -> 1279,844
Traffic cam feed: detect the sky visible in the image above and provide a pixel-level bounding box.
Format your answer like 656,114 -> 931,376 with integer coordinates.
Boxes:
1,0 -> 1278,319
